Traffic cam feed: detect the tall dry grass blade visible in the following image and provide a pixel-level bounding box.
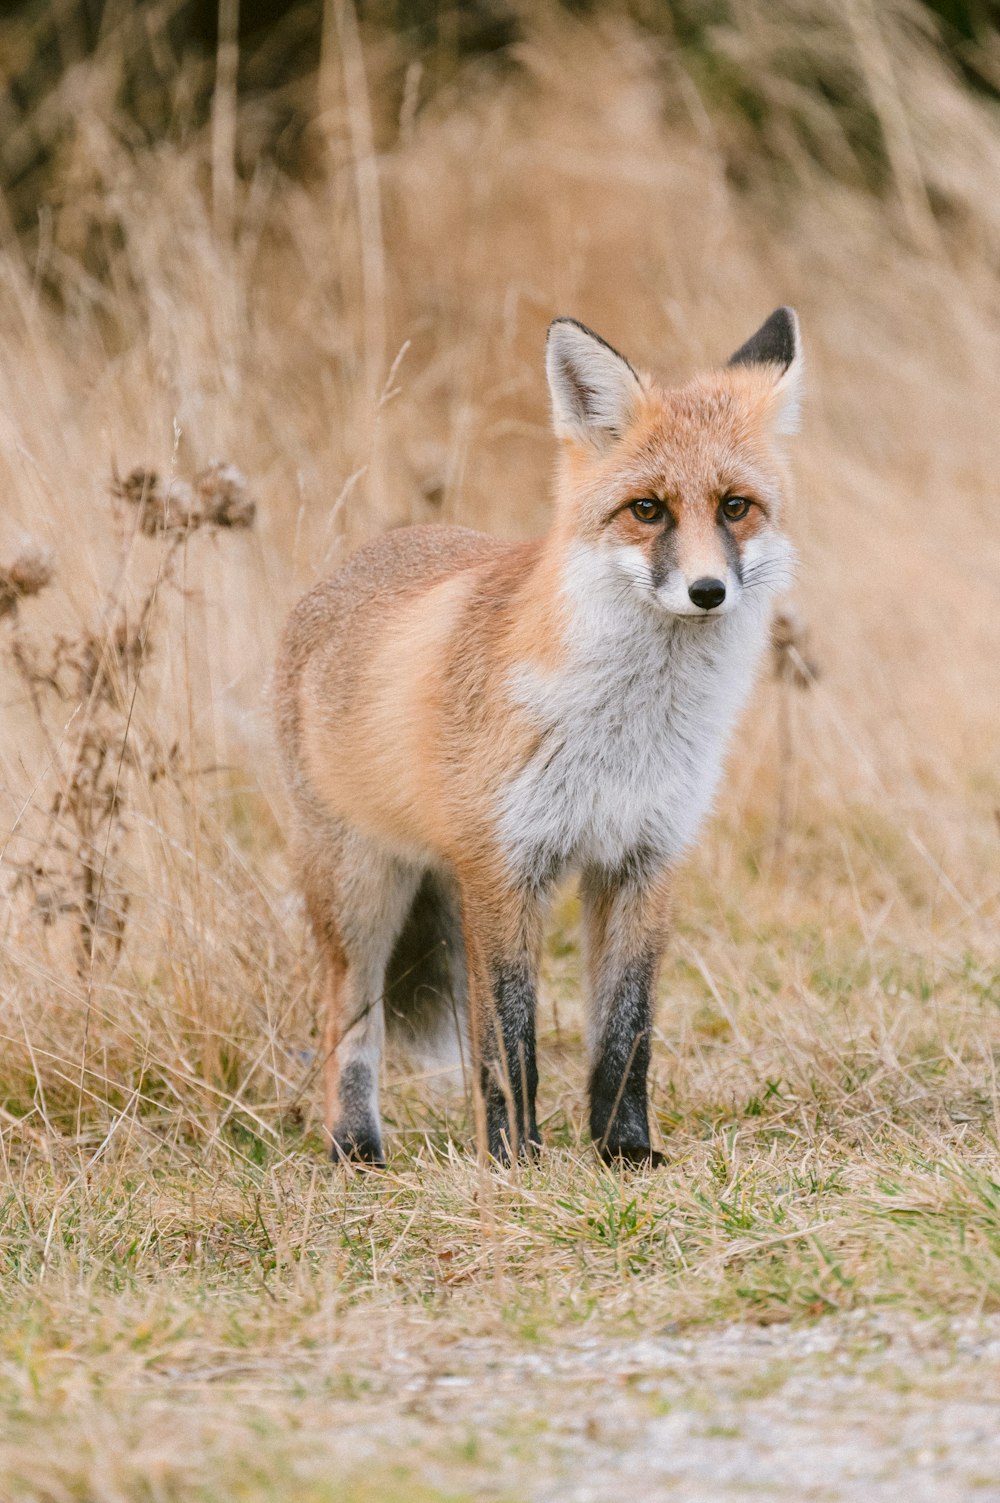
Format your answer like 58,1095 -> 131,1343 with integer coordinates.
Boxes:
211,0 -> 241,242
842,0 -> 943,255
324,0 -> 387,403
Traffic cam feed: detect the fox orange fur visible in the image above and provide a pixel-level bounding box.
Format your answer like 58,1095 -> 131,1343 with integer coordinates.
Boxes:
273,308 -> 803,1166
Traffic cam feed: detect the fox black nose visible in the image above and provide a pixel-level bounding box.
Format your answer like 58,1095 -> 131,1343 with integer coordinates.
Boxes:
688,576 -> 726,610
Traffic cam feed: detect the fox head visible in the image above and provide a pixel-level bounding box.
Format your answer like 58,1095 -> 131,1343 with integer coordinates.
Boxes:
545,309 -> 801,618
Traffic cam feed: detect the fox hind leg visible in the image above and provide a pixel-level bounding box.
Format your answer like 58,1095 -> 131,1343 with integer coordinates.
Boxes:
301,825 -> 421,1166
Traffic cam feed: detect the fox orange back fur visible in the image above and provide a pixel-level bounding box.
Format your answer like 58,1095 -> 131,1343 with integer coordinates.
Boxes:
273,308 -> 803,1166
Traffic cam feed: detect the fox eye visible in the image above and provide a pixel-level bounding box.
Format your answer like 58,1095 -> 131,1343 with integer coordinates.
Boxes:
720,495 -> 752,522
630,498 -> 664,524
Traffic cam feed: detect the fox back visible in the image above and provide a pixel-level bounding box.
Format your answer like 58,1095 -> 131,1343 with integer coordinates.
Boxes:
273,307 -> 802,1166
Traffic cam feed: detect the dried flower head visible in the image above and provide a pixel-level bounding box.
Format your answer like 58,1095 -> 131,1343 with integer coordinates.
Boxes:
0,539 -> 55,620
112,462 -> 255,535
112,467 -> 200,535
193,461 -> 256,529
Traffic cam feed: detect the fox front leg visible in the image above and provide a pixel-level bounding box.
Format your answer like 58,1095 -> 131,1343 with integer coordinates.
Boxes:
459,875 -> 545,1163
582,860 -> 671,1166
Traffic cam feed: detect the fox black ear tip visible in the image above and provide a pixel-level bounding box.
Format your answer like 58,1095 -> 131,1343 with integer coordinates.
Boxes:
762,306 -> 799,341
727,306 -> 800,373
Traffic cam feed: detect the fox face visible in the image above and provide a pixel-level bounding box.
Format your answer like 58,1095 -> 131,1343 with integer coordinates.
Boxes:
545,309 -> 801,619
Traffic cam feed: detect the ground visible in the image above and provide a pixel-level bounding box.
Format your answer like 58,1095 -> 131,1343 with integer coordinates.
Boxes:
2,853 -> 999,1500
4,1239 -> 1000,1500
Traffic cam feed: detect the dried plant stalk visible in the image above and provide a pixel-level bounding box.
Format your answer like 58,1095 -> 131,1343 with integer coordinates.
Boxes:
769,607 -> 819,866
3,464 -> 256,969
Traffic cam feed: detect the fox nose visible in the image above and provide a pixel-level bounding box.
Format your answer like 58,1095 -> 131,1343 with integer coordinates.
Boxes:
688,576 -> 726,611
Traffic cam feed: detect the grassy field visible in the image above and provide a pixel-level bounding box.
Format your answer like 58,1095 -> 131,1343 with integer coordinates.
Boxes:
0,2 -> 999,1498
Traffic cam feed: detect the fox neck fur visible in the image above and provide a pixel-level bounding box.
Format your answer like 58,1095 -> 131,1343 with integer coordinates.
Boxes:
497,532 -> 788,886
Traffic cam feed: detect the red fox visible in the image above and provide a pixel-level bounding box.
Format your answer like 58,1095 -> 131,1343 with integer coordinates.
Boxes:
273,308 -> 802,1167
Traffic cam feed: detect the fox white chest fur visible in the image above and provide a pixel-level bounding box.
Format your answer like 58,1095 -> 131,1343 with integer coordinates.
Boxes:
498,542 -> 775,882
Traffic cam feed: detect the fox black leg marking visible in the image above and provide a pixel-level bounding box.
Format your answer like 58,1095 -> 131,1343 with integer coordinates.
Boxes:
583,858 -> 670,1168
588,954 -> 663,1166
329,1061 -> 385,1166
457,875 -> 545,1164
482,960 -> 541,1163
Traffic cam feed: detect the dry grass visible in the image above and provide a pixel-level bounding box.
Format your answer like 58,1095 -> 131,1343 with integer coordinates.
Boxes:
0,1 -> 998,1497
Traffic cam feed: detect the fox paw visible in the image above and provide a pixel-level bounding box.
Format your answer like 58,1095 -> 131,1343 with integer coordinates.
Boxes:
598,1141 -> 666,1169
330,1133 -> 385,1169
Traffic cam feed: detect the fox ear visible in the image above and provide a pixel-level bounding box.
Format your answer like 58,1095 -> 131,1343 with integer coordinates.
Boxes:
546,319 -> 644,447
727,306 -> 803,435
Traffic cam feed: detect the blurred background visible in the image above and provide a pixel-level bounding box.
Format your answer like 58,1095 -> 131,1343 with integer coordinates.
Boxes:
0,0 -> 997,1125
